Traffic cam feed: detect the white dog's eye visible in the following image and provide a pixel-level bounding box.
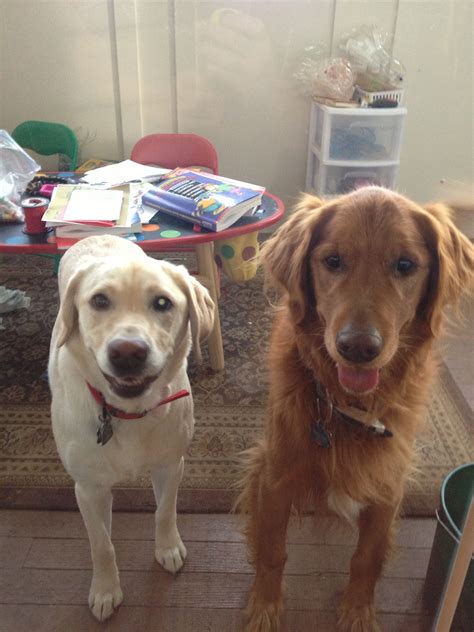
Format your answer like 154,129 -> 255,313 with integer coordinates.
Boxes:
90,293 -> 111,310
152,296 -> 173,312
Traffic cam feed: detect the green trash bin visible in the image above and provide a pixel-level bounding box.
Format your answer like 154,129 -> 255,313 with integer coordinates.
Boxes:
423,462 -> 474,631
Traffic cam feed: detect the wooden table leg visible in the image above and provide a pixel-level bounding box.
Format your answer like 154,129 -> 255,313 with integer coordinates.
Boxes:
195,242 -> 224,371
213,257 -> 221,300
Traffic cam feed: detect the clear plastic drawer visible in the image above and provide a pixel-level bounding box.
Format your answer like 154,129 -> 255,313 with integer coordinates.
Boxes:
311,103 -> 406,163
309,155 -> 398,196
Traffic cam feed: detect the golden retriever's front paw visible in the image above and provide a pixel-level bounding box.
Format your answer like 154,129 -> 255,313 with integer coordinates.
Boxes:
337,602 -> 381,632
245,606 -> 281,632
88,579 -> 123,621
245,594 -> 282,632
155,538 -> 187,574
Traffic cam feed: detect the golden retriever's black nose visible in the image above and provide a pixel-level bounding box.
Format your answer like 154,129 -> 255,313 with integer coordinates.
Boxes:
336,327 -> 383,364
108,338 -> 149,374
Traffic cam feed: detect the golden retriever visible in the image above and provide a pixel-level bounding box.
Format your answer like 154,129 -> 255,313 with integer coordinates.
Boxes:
49,235 -> 214,621
238,187 -> 473,631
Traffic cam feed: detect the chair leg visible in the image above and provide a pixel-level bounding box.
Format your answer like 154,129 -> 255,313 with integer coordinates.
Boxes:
195,242 -> 224,371
53,254 -> 62,275
33,253 -> 62,276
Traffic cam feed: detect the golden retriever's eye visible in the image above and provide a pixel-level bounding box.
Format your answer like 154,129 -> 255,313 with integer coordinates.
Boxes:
324,255 -> 342,271
90,293 -> 111,310
152,296 -> 173,312
395,258 -> 417,276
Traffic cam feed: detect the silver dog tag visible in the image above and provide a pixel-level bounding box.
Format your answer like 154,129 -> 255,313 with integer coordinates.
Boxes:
311,421 -> 332,448
97,407 -> 114,446
311,393 -> 333,448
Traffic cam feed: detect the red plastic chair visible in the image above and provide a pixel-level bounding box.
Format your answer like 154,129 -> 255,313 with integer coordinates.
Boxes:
131,133 -> 221,290
131,133 -> 219,174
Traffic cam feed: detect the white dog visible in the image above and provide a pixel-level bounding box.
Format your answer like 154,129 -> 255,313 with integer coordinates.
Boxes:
48,235 -> 215,621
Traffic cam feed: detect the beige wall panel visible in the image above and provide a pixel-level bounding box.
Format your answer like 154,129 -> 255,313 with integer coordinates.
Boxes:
393,0 -> 473,202
174,1 -> 335,206
1,0 -> 470,204
0,1 -> 4,124
114,0 -> 174,157
331,0 -> 398,54
1,0 -> 122,162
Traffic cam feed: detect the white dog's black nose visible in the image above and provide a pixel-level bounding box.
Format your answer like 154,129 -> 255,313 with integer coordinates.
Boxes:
108,338 -> 149,374
336,326 -> 383,364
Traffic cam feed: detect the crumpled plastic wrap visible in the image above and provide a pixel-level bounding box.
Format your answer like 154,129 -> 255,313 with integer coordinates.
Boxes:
0,285 -> 31,329
310,57 -> 355,100
0,129 -> 40,223
294,46 -> 355,101
338,25 -> 405,90
0,285 -> 31,314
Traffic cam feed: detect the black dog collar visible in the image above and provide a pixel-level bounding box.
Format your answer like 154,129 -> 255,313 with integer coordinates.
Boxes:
311,380 -> 393,448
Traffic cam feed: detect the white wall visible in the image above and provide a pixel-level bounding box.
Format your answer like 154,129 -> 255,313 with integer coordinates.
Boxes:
393,0 -> 473,202
174,1 -> 334,205
1,0 -> 472,206
2,0 -> 121,159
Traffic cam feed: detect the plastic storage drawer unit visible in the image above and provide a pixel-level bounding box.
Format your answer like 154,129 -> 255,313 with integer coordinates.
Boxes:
306,102 -> 407,196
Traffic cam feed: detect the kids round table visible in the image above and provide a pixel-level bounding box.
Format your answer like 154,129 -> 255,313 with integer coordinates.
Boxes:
0,191 -> 285,371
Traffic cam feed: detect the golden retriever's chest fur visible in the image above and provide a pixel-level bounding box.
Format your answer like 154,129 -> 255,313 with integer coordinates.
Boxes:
267,309 -> 431,511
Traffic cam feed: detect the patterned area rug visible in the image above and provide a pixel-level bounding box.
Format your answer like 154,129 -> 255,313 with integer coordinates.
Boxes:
0,253 -> 472,515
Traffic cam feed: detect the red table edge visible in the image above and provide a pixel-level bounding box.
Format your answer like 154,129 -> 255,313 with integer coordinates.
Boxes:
0,192 -> 285,254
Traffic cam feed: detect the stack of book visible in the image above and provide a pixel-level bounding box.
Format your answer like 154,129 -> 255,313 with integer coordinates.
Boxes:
141,168 -> 265,232
42,183 -> 143,249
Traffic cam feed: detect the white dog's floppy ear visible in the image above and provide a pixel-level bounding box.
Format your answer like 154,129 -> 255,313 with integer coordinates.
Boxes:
173,267 -> 215,363
186,275 -> 215,363
56,264 -> 92,347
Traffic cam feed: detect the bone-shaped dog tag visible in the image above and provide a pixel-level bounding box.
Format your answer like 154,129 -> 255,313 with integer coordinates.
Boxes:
97,407 -> 114,446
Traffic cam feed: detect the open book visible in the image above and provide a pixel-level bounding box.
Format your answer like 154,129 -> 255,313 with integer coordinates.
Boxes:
141,169 -> 265,232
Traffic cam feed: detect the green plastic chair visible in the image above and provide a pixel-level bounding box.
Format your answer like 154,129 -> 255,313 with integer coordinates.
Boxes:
12,120 -> 79,274
11,120 -> 79,170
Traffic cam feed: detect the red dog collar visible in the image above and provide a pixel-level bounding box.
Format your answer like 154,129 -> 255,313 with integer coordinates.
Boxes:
86,382 -> 190,420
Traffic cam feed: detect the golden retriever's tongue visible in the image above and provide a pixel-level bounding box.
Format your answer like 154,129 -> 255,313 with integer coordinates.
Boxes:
337,365 -> 380,393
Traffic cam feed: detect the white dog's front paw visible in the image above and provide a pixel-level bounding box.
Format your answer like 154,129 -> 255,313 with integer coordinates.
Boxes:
155,537 -> 187,574
88,579 -> 123,621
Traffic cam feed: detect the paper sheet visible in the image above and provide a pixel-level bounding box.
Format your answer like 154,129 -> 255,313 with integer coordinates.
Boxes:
63,189 -> 124,221
80,160 -> 170,187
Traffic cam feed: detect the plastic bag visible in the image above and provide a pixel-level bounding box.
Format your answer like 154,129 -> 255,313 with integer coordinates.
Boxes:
338,25 -> 405,90
0,129 -> 40,222
294,46 -> 355,101
310,58 -> 355,100
293,44 -> 327,95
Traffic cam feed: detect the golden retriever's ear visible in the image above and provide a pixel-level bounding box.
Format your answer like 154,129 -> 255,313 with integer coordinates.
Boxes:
181,272 -> 215,363
260,193 -> 332,323
416,203 -> 474,336
56,265 -> 91,347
